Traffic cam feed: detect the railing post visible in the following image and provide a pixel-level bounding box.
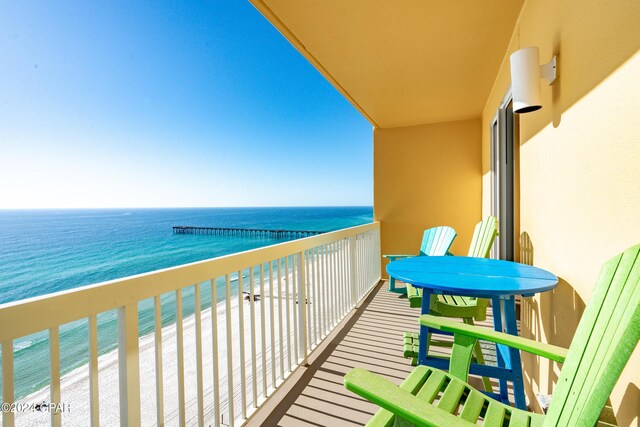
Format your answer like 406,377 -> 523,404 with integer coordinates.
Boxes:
373,228 -> 382,282
2,341 -> 15,427
118,303 -> 141,427
349,236 -> 358,308
297,251 -> 308,365
50,327 -> 61,427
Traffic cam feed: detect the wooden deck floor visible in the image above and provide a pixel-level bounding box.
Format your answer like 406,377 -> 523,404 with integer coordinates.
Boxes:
248,281 -> 512,426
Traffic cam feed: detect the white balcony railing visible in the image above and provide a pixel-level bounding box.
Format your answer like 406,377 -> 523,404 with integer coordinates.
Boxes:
0,222 -> 381,426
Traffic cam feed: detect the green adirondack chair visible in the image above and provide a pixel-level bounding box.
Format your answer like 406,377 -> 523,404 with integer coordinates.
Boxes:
403,216 -> 498,393
345,243 -> 640,427
383,226 -> 457,293
405,216 -> 498,309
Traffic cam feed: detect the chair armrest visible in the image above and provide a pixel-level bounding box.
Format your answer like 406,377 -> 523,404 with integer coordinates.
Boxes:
420,315 -> 568,363
383,254 -> 416,260
344,368 -> 475,427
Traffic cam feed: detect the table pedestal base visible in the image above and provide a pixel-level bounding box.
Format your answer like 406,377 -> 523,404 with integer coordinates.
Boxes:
417,290 -> 527,410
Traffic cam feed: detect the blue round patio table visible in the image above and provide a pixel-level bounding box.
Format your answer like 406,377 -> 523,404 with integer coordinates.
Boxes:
386,255 -> 558,410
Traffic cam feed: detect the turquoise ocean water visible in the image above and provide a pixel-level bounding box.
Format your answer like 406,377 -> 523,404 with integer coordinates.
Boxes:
0,207 -> 373,399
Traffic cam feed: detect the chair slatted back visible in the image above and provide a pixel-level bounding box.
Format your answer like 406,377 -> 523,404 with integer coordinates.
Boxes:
545,244 -> 640,426
419,226 -> 457,256
467,216 -> 499,258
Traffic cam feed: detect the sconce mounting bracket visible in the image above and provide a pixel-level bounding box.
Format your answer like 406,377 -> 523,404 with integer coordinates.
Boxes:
540,55 -> 557,85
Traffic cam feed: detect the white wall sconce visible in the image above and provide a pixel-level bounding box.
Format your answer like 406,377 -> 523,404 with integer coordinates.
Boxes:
510,46 -> 557,113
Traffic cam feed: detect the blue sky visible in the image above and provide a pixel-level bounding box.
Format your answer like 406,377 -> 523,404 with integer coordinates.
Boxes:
0,1 -> 372,208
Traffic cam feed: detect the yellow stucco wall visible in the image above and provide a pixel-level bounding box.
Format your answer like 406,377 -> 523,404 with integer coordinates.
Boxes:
374,119 -> 482,276
482,0 -> 640,424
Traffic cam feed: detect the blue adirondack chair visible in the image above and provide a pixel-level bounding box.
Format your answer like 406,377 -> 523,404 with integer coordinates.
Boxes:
383,226 -> 457,293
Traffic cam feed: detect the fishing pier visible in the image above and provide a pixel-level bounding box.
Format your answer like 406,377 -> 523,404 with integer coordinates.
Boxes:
172,226 -> 324,239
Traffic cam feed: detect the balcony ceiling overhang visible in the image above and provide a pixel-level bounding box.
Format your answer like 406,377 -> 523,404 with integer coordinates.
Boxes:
249,1 -> 524,129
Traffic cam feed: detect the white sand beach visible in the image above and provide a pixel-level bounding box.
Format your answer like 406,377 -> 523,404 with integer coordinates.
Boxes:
12,285 -> 309,427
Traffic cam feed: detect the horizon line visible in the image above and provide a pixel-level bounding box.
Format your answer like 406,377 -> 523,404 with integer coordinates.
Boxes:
0,205 -> 374,211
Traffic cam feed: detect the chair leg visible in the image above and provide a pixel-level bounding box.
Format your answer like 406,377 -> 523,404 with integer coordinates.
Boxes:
388,277 -> 407,294
463,318 -> 494,393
